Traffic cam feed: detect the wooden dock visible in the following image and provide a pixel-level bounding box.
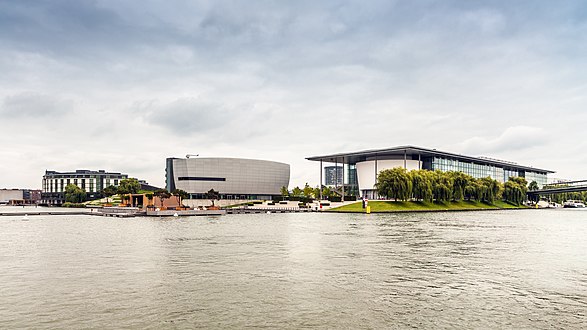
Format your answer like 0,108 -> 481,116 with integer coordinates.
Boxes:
225,207 -> 314,214
0,211 -> 93,216
146,209 -> 226,217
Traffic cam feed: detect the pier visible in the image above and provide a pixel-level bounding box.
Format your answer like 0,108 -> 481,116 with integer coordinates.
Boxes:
225,207 -> 314,214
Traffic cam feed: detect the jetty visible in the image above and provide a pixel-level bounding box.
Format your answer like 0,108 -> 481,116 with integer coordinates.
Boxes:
225,207 -> 313,214
0,210 -> 93,216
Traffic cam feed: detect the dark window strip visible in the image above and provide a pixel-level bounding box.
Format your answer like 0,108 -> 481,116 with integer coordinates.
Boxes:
178,177 -> 226,181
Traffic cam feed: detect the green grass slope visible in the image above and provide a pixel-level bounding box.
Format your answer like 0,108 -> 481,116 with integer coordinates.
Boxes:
329,200 -> 527,213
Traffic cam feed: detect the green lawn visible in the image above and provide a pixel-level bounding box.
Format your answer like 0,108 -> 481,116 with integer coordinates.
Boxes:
329,200 -> 527,213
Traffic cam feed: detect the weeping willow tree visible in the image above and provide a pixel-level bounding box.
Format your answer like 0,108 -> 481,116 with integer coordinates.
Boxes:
376,167 -> 412,201
431,170 -> 453,203
449,171 -> 470,201
375,167 -> 516,205
411,170 -> 433,202
503,177 -> 528,205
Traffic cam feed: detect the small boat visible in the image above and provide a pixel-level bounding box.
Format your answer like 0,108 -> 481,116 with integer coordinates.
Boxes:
547,202 -> 562,209
563,200 -> 586,208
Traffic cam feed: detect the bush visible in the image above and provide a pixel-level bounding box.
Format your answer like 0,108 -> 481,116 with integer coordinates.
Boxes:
62,202 -> 86,208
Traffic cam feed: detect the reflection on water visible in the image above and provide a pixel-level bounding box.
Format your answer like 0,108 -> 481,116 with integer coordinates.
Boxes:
0,209 -> 586,328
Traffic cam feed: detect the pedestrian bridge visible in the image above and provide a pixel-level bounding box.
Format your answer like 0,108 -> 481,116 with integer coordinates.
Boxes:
528,180 -> 587,196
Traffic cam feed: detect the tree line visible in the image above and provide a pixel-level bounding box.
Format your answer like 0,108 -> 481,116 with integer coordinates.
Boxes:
64,178 -> 191,207
375,168 -> 530,205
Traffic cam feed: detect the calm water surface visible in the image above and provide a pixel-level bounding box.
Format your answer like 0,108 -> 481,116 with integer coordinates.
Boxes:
1,208 -> 586,329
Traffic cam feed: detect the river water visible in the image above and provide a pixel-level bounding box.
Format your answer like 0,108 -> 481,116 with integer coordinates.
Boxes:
1,208 -> 586,329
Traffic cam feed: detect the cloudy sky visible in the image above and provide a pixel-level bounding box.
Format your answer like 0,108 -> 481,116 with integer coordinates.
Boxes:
1,0 -> 586,189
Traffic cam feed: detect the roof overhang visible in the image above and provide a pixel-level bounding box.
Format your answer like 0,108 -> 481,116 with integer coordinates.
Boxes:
306,145 -> 555,174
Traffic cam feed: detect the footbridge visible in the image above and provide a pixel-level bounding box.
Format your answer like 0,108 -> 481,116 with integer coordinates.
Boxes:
528,180 -> 587,196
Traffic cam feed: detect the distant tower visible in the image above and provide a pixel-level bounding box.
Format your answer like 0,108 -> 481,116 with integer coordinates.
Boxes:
324,166 -> 343,186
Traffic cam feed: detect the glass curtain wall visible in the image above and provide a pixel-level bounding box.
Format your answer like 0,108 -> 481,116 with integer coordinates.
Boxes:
430,157 -> 545,184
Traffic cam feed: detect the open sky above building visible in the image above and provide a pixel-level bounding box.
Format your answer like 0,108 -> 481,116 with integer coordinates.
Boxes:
1,0 -> 586,189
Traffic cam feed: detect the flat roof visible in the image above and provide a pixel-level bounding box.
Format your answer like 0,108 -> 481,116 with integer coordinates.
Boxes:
306,145 -> 554,174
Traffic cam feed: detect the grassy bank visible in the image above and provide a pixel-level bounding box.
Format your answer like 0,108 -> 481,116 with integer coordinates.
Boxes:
329,200 -> 527,213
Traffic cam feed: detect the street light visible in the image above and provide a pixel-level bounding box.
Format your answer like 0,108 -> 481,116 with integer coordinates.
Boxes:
186,154 -> 199,158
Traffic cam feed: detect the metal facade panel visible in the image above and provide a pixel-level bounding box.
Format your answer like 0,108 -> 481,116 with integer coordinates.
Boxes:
171,158 -> 290,195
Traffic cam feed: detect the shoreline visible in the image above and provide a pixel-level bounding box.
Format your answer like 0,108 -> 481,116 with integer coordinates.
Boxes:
326,200 -> 530,214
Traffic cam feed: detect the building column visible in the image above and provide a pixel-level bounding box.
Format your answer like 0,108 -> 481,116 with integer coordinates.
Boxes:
374,154 -> 378,199
341,157 -> 345,202
418,153 -> 421,170
404,150 -> 407,169
335,159 -> 338,190
319,160 -> 323,200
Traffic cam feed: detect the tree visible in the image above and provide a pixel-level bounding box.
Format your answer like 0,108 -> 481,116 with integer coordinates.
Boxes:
65,184 -> 86,203
102,185 -> 118,203
280,186 -> 289,197
411,170 -> 433,202
528,181 -> 539,203
117,178 -> 141,195
154,189 -> 172,207
172,189 -> 189,207
479,177 -> 501,204
450,171 -> 470,201
292,186 -> 302,197
322,186 -> 332,199
376,167 -> 412,201
313,186 -> 321,200
303,183 -> 313,198
431,171 -> 453,203
145,193 -> 154,207
503,177 -> 528,205
205,189 -> 219,206
464,180 -> 480,201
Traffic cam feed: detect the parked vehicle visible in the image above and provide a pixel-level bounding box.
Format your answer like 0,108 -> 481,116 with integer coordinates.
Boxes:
563,200 -> 586,208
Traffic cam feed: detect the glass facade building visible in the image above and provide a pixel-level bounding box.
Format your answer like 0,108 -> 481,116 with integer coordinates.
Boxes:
429,157 -> 547,187
41,170 -> 128,205
307,146 -> 553,199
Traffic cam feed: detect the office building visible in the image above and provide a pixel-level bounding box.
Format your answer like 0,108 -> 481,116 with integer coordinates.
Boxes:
307,145 -> 554,199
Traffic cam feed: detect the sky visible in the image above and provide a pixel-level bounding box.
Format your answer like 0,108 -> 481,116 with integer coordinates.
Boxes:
1,0 -> 586,189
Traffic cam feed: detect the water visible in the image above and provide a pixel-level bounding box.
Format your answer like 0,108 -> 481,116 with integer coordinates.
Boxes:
1,208 -> 586,329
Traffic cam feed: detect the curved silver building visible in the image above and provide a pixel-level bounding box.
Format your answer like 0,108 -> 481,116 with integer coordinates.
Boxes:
166,157 -> 290,200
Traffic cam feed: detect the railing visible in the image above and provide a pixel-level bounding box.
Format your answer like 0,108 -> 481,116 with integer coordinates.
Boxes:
529,180 -> 587,195
542,180 -> 587,189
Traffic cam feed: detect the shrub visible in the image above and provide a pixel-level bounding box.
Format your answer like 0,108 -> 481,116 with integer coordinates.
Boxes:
62,202 -> 86,208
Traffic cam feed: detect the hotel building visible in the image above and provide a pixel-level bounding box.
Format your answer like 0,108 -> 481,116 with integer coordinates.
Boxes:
41,170 -> 128,205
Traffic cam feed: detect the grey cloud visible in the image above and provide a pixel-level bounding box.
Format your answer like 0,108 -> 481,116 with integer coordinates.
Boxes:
455,126 -> 548,155
0,92 -> 73,118
137,98 -> 235,135
2,0 -> 587,189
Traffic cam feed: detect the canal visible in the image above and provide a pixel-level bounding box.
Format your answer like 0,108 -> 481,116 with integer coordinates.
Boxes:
0,208 -> 586,328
